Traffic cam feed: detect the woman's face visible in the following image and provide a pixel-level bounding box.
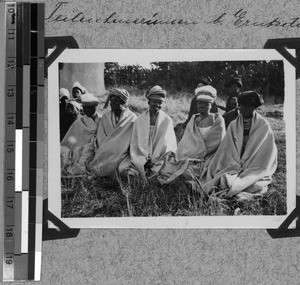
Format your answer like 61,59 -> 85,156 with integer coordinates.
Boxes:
72,88 -> 82,100
197,99 -> 212,115
148,99 -> 163,114
239,104 -> 256,119
228,97 -> 238,110
110,95 -> 125,112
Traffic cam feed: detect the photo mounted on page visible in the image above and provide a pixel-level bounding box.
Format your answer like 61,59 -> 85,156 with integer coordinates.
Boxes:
47,49 -> 296,229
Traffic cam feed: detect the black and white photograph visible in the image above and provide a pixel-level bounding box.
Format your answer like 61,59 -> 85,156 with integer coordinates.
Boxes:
48,49 -> 295,228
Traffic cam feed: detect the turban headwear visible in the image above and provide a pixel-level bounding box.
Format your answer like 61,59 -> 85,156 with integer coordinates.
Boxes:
145,85 -> 167,102
109,88 -> 130,103
195,85 -> 217,103
104,88 -> 130,108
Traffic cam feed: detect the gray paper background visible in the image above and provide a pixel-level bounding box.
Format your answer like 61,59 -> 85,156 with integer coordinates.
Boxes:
1,0 -> 300,284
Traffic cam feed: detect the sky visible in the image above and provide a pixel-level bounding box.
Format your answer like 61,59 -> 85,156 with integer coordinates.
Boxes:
117,61 -> 153,69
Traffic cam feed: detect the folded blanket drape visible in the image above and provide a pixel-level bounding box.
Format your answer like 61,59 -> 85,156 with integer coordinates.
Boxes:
201,112 -> 278,197
82,109 -> 137,177
60,114 -> 100,173
157,113 -> 225,184
122,110 -> 177,177
61,114 -> 100,149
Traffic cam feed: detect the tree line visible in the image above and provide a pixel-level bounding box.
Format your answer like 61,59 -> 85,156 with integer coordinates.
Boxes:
104,61 -> 284,102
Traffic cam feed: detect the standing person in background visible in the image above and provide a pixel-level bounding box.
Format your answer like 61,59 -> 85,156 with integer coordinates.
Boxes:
220,77 -> 243,128
60,93 -> 101,175
222,96 -> 239,129
222,77 -> 243,112
120,85 -> 177,178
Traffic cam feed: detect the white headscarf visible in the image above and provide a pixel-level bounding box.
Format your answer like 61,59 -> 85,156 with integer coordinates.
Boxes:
81,93 -> 99,107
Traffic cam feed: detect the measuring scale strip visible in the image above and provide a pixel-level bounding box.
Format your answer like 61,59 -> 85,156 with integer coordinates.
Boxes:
3,2 -> 17,282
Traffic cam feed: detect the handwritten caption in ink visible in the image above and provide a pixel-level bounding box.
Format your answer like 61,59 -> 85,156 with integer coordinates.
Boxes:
46,2 -> 300,29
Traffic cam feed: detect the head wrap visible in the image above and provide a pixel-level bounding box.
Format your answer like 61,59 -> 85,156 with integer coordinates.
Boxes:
238,91 -> 264,108
81,93 -> 99,107
195,85 -> 217,103
145,85 -> 167,102
225,77 -> 243,88
104,88 -> 130,108
72,81 -> 87,94
59,88 -> 70,99
109,88 -> 130,103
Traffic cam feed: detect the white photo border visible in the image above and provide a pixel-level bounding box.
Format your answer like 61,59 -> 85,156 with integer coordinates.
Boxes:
48,49 -> 296,229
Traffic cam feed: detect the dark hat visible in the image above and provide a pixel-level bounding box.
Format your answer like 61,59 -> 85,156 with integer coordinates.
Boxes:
198,76 -> 212,86
225,77 -> 243,88
238,91 -> 264,108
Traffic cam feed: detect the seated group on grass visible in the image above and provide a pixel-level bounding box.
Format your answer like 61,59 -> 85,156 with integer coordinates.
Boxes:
60,82 -> 278,199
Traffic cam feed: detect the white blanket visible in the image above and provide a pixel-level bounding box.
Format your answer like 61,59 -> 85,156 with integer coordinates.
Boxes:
202,112 -> 278,197
123,110 -> 177,177
80,109 -> 137,177
158,113 -> 225,184
60,114 -> 100,173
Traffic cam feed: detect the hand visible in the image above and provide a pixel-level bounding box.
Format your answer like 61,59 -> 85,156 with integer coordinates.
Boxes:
144,159 -> 153,170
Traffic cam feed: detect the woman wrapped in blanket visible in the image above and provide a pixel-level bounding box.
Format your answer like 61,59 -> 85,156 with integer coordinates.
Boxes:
59,87 -> 83,141
60,93 -> 101,176
74,88 -> 137,177
157,86 -> 226,184
71,81 -> 87,103
119,85 -> 177,178
69,81 -> 87,116
59,82 -> 88,140
201,91 -> 278,199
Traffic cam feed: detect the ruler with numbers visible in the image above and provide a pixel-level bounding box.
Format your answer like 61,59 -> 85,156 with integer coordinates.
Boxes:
2,2 -> 45,282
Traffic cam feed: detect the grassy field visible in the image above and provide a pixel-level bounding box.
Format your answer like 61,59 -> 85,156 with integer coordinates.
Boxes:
61,89 -> 287,217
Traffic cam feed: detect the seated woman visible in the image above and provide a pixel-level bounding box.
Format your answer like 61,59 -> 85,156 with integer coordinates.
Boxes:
157,85 -> 226,184
70,81 -> 87,116
184,76 -> 216,124
60,93 -> 101,175
71,81 -> 87,103
174,77 -> 216,141
201,91 -> 278,199
77,88 -> 137,177
120,85 -> 177,178
59,88 -> 82,141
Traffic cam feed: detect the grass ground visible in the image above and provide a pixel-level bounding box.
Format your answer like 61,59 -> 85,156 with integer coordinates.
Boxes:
61,89 -> 287,217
